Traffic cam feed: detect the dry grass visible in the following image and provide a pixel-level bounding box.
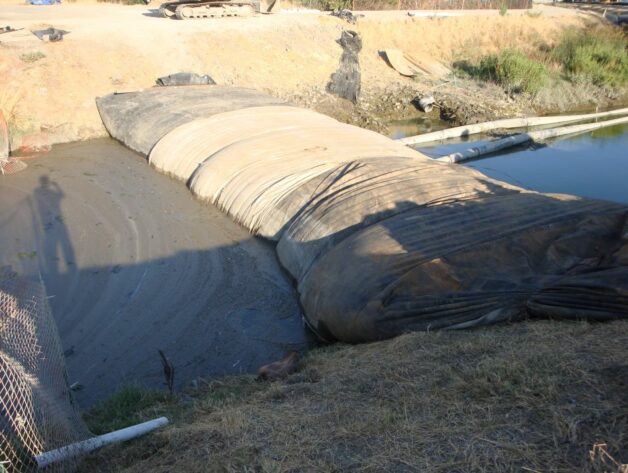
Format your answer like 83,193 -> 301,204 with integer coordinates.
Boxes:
19,51 -> 46,64
82,319 -> 628,473
0,84 -> 32,144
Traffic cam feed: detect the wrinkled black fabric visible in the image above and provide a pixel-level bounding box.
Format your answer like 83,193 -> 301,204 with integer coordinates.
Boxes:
331,9 -> 364,24
327,30 -> 362,103
32,28 -> 68,42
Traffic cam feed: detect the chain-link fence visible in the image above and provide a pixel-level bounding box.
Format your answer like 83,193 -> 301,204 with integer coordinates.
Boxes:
352,0 -> 531,9
293,0 -> 531,10
1,267 -> 90,473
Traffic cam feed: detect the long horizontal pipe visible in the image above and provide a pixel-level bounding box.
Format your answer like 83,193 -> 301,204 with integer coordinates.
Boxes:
400,107 -> 628,146
35,417 -> 169,469
436,115 -> 628,164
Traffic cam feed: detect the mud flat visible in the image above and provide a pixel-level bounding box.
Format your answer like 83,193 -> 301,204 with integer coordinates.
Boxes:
0,139 -> 307,406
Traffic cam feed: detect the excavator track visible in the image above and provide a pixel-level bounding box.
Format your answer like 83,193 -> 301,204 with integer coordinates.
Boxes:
160,0 -> 258,19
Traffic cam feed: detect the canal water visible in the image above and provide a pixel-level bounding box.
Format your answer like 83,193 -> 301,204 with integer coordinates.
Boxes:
389,120 -> 628,205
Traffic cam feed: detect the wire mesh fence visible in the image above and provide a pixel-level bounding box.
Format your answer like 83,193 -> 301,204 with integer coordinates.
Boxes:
0,159 -> 28,176
0,267 -> 90,473
293,0 -> 531,10
352,0 -> 531,9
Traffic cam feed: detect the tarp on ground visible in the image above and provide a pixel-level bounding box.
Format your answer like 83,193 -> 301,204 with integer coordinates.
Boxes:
96,87 -> 628,343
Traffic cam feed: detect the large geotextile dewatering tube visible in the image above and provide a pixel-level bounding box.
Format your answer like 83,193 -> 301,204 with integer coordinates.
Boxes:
96,86 -> 628,343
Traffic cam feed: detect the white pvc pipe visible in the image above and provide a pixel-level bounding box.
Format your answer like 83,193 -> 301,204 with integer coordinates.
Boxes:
35,417 -> 169,469
399,107 -> 628,145
436,133 -> 532,163
436,115 -> 628,164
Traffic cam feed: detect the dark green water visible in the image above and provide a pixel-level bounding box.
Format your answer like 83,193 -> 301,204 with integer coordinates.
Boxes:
389,121 -> 628,205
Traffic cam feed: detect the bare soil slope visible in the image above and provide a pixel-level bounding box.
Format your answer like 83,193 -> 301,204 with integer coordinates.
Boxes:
0,4 -> 584,147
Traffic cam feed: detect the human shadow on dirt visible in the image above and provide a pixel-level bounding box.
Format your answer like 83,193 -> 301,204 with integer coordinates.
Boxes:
32,175 -> 77,283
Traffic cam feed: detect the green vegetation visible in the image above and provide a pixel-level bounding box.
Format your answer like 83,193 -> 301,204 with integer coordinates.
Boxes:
552,27 -> 628,88
19,51 -> 46,63
478,49 -> 548,93
499,2 -> 507,16
455,27 -> 628,94
83,384 -> 171,435
82,320 -> 628,473
458,48 -> 548,94
16,251 -> 37,260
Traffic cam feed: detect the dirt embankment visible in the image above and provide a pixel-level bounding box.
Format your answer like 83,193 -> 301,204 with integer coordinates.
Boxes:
0,4 -> 612,148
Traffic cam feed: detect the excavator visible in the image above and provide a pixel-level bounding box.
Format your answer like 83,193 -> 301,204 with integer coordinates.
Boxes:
159,0 -> 278,19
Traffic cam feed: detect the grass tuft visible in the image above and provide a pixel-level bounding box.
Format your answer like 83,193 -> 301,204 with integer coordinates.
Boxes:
19,51 -> 46,63
83,384 -> 170,435
464,48 -> 548,94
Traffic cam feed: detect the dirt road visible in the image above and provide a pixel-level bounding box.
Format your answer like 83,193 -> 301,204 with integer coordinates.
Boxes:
0,139 -> 308,406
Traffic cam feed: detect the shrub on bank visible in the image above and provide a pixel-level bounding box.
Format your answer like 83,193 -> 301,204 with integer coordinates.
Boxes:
455,27 -> 627,94
552,27 -> 628,88
470,49 -> 548,94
